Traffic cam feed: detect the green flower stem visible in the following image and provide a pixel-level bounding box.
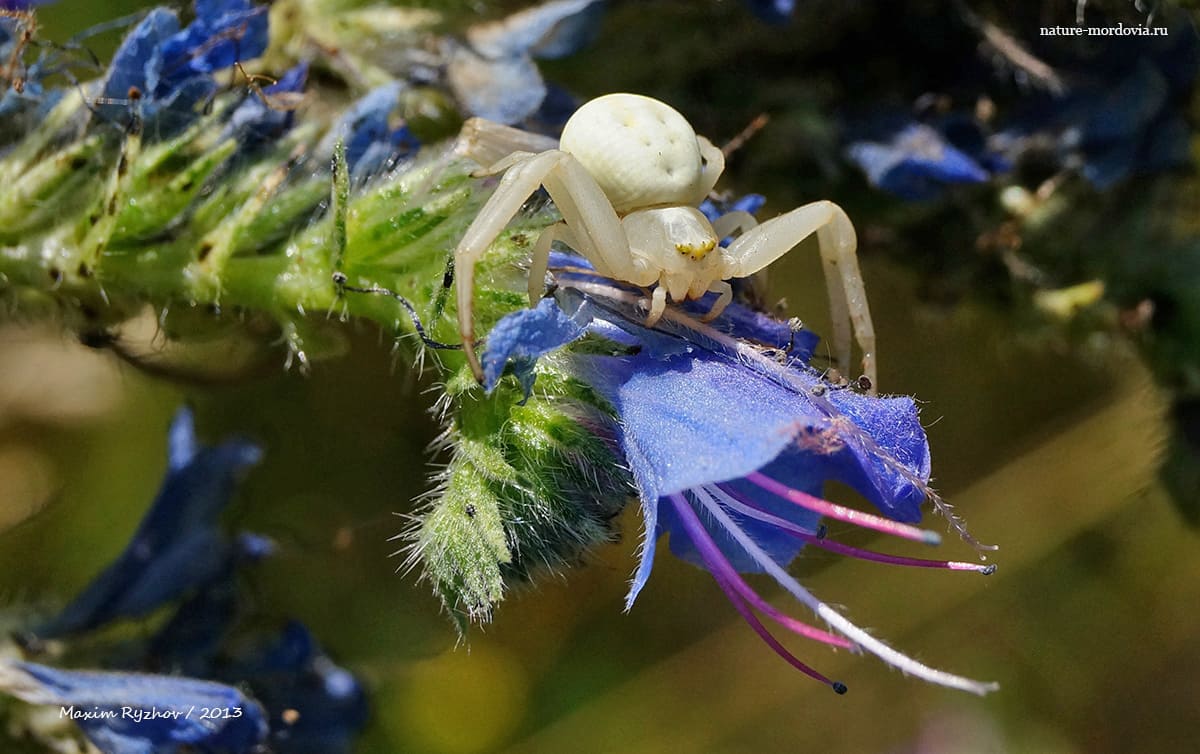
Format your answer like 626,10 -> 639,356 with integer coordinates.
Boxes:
0,2 -> 640,623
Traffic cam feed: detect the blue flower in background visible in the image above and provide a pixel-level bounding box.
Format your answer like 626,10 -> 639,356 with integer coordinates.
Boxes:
846,120 -> 998,201
35,408 -> 264,639
320,83 -> 422,181
225,621 -> 368,754
156,0 -> 268,91
226,61 -> 308,148
98,0 -> 269,129
0,660 -> 269,754
448,0 -> 606,124
0,0 -> 53,10
743,0 -> 794,25
994,48 -> 1196,189
482,254 -> 998,695
2,408 -> 368,753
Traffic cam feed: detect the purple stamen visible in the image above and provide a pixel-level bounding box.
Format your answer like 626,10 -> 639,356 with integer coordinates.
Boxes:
743,472 -> 942,545
669,494 -> 853,647
669,495 -> 848,694
712,486 -> 996,574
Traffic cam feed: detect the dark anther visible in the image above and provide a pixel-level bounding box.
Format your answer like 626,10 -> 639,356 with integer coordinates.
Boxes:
981,564 -> 998,575
465,504 -> 476,518
855,375 -> 872,392
810,384 -> 827,397
126,85 -> 142,101
832,681 -> 848,695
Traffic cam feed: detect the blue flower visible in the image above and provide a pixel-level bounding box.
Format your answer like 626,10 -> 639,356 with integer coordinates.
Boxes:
447,0 -> 606,125
0,0 -> 53,10
994,33 -> 1197,190
481,255 -> 998,694
5,408 -> 367,752
223,622 -> 368,754
155,0 -> 269,93
35,408 -> 264,638
320,83 -> 422,181
846,121 -> 995,201
743,0 -> 794,25
99,0 -> 269,129
225,62 -> 308,148
0,660 -> 269,754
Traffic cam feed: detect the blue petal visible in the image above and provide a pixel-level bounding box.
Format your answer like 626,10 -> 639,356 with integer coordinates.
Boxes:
447,47 -> 546,125
155,0 -> 269,95
577,351 -> 823,501
36,410 -> 263,637
166,406 -> 199,471
0,661 -> 268,753
100,8 -> 179,117
743,0 -> 795,25
578,349 -> 930,563
227,622 -> 368,754
481,296 -> 591,393
321,84 -> 421,180
467,0 -> 605,60
824,387 -> 930,521
227,62 -> 308,146
1079,61 -> 1168,146
847,124 -> 990,200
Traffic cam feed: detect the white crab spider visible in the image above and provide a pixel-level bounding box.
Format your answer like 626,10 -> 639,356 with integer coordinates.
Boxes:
452,92 -> 876,391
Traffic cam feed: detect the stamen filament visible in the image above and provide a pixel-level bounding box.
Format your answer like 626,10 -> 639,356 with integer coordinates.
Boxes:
711,485 -> 995,574
674,493 -> 853,649
743,472 -> 942,545
668,495 -> 848,694
689,488 -> 999,695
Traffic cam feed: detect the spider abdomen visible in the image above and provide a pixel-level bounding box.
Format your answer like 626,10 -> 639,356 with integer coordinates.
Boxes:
560,93 -> 709,213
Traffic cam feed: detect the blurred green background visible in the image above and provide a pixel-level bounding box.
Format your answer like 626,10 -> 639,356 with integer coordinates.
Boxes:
2,2 -> 1197,753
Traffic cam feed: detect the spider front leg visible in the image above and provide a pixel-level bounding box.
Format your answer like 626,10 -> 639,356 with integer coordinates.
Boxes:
454,150 -> 639,383
724,200 -> 876,392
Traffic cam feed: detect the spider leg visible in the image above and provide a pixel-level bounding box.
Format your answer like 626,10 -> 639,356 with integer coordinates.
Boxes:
723,200 -> 875,392
457,150 -> 635,384
528,221 -> 567,305
646,285 -> 669,326
700,280 -> 733,322
711,210 -> 758,241
540,155 -> 645,283
455,150 -> 570,382
453,117 -> 559,169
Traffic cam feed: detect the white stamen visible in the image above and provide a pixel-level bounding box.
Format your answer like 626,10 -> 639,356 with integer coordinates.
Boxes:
690,486 -> 999,695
